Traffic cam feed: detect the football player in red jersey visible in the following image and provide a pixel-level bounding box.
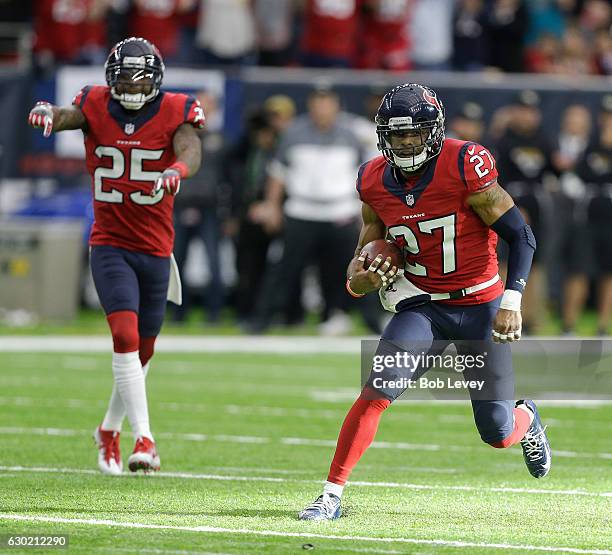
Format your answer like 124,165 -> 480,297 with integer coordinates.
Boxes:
299,84 -> 551,520
28,37 -> 204,475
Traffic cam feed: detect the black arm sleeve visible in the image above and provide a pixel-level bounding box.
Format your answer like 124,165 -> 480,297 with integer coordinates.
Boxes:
490,206 -> 536,293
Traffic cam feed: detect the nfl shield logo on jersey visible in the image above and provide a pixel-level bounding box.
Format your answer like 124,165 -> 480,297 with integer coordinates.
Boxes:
124,123 -> 135,135
405,194 -> 415,206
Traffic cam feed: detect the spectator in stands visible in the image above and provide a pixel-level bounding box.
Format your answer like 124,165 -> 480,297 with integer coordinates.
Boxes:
552,104 -> 593,176
524,32 -> 562,73
491,90 -> 553,333
226,110 -> 281,324
172,91 -> 229,324
341,86 -> 385,162
263,94 -> 297,134
524,0 -> 573,47
563,98 -> 612,335
484,0 -> 529,73
452,0 -> 488,71
33,0 -> 107,70
578,0 -> 612,76
250,85 -> 363,334
555,24 -> 598,75
409,0 -> 454,70
551,105 -> 593,335
175,0 -> 201,65
593,29 -> 612,75
195,0 -> 257,66
580,0 -> 611,38
254,0 -> 297,66
299,0 -> 359,68
357,0 -> 411,71
447,101 -> 485,143
127,0 -> 194,61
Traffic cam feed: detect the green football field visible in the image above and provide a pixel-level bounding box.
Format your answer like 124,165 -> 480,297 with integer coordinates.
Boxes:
0,343 -> 610,554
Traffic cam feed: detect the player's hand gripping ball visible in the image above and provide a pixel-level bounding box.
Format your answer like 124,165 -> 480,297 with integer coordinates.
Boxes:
358,239 -> 404,288
28,101 -> 54,137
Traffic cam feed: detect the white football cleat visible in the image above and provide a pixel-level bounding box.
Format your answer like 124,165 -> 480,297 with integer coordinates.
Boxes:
128,436 -> 160,473
299,493 -> 342,520
94,426 -> 122,476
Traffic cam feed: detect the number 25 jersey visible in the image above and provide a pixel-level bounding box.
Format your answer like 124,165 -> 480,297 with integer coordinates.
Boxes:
358,138 -> 503,305
73,85 -> 204,257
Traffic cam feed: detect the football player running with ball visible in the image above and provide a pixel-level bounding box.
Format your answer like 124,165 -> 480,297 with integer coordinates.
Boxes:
28,37 -> 204,475
299,84 -> 551,520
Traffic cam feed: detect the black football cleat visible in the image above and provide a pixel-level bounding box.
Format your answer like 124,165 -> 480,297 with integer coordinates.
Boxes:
517,400 -> 551,478
298,493 -> 341,521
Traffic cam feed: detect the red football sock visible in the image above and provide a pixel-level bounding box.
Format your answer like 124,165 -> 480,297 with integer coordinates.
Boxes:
327,387 -> 391,486
139,336 -> 156,367
489,407 -> 532,448
107,311 -> 139,353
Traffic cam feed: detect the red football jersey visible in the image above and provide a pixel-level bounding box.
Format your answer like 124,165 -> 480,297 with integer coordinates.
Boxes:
129,0 -> 181,58
33,0 -> 106,61
73,85 -> 204,257
358,139 -> 503,305
358,0 -> 412,70
301,0 -> 360,59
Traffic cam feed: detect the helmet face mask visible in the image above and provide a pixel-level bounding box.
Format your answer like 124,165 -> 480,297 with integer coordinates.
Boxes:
376,84 -> 445,173
105,37 -> 164,111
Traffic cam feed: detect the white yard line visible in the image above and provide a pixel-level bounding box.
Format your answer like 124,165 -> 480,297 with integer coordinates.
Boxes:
96,548 -> 232,555
0,425 -> 611,461
1,335 -> 610,355
6,395 -> 604,428
1,465 -> 610,498
0,336 -> 364,353
0,514 -> 609,555
308,390 -> 612,407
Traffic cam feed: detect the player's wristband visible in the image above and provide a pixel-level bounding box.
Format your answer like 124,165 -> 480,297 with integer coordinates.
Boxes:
500,289 -> 522,312
346,279 -> 365,298
169,161 -> 189,178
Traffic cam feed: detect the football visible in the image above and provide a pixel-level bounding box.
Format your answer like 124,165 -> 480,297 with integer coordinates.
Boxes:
360,239 -> 404,270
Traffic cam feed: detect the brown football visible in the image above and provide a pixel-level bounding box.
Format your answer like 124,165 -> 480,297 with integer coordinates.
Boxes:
360,239 -> 404,270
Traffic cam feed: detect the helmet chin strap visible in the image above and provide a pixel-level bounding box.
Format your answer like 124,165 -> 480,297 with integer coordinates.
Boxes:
383,137 -> 429,171
393,149 -> 428,171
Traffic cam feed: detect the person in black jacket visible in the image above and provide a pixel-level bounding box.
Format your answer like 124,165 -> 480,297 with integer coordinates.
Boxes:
564,98 -> 612,335
172,91 -> 229,324
491,90 -> 553,333
226,110 -> 281,323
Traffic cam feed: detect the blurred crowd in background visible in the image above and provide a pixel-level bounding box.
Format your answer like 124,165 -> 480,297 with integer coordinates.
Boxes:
0,0 -> 610,337
0,0 -> 610,75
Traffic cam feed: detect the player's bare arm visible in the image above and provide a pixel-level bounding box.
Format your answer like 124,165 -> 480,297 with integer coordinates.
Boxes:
468,182 -> 537,343
28,102 -> 87,136
172,123 -> 202,176
152,123 -> 201,196
346,202 -> 399,297
467,181 -> 514,225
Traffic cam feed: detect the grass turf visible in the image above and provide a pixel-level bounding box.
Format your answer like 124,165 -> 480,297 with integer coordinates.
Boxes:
0,306 -> 606,336
0,350 -> 610,554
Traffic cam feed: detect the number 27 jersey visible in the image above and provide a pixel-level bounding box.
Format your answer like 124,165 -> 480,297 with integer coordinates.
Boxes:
73,85 -> 204,257
357,138 -> 503,305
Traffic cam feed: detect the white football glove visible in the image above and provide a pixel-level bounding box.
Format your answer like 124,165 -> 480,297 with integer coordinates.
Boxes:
151,162 -> 188,197
152,167 -> 181,196
28,101 -> 54,137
